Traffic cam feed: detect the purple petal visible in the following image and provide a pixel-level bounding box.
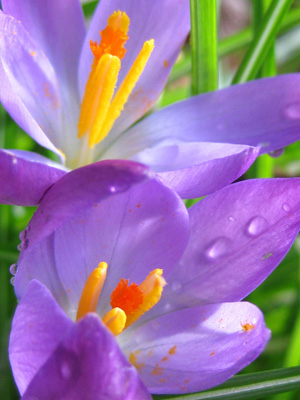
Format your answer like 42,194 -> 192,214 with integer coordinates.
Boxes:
79,0 -> 190,141
1,0 -> 85,90
13,160 -> 153,302
9,280 -> 74,395
167,178 -> 300,306
122,302 -> 270,394
21,314 -> 151,400
0,11 -> 63,152
10,281 -> 150,400
0,149 -> 67,206
130,142 -> 260,198
14,163 -> 189,319
119,74 -> 300,155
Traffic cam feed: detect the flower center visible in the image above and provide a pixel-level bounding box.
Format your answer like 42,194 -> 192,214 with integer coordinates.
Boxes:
78,10 -> 154,152
76,262 -> 166,336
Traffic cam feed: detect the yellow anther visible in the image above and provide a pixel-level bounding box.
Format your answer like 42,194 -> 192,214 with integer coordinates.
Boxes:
125,268 -> 166,328
102,307 -> 127,336
78,54 -> 121,147
76,262 -> 108,321
96,39 -> 155,144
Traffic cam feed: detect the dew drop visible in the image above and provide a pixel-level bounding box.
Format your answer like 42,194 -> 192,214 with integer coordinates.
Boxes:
23,239 -> 29,249
10,276 -> 15,285
228,216 -> 235,222
9,263 -> 17,275
268,148 -> 284,158
205,237 -> 233,260
19,230 -> 27,241
110,186 -> 116,193
60,361 -> 72,379
283,103 -> 300,120
246,216 -> 269,237
282,203 -> 291,212
171,281 -> 182,293
17,244 -> 22,251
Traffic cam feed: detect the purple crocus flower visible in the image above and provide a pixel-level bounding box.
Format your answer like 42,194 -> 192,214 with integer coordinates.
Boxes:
9,160 -> 300,398
1,0 -> 300,205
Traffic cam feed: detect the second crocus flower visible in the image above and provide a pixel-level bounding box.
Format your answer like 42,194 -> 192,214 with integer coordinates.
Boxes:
9,160 -> 300,398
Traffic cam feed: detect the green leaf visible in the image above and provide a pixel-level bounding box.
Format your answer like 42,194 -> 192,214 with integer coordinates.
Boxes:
152,367 -> 300,400
232,0 -> 292,84
189,0 -> 218,94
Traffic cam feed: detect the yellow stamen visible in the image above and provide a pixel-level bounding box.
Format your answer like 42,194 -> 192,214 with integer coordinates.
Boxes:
90,39 -> 154,147
125,269 -> 166,328
78,54 -> 121,147
78,10 -> 154,153
76,262 -> 108,321
102,307 -> 127,336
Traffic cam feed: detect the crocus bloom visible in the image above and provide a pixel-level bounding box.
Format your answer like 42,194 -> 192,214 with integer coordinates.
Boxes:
1,0 -> 300,205
9,160 -> 300,398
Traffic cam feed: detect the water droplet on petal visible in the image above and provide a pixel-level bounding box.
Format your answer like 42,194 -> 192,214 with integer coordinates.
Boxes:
9,263 -> 17,275
17,244 -> 22,251
268,148 -> 284,158
10,276 -> 15,285
23,239 -> 29,249
110,186 -> 116,193
282,203 -> 291,212
228,216 -> 235,222
60,361 -> 72,379
246,216 -> 269,237
283,103 -> 300,120
164,303 -> 172,312
171,281 -> 182,293
19,230 -> 27,241
205,237 -> 233,260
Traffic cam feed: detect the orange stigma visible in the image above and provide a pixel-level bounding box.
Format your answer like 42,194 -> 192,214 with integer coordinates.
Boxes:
110,279 -> 143,316
90,11 -> 129,61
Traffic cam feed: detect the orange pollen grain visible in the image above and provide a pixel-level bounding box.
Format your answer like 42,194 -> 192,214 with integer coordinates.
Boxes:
110,278 -> 143,315
242,322 -> 255,331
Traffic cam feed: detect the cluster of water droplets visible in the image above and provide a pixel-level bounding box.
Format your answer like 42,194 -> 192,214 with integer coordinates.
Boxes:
202,214 -> 274,263
10,226 -> 31,285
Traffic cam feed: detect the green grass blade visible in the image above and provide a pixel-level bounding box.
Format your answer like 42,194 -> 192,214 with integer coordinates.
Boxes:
189,0 -> 218,94
153,366 -> 300,400
82,0 -> 98,18
232,0 -> 292,84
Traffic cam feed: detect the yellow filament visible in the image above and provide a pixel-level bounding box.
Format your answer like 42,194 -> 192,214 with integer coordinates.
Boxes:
125,269 -> 166,328
76,262 -> 108,321
90,39 -> 155,147
102,307 -> 127,336
77,54 -> 121,147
